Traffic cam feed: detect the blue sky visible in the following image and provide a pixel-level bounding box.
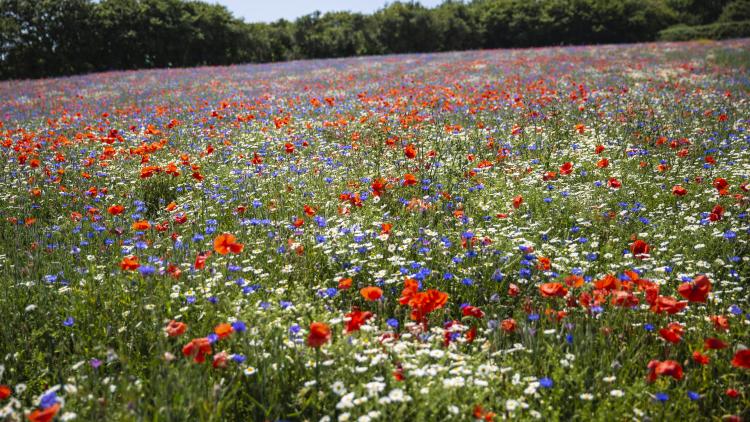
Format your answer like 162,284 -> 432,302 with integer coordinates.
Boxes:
212,1 -> 445,23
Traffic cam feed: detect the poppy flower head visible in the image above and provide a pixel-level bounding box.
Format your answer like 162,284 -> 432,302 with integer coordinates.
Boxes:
713,177 -> 729,195
120,255 -> 140,271
182,337 -> 212,363
338,277 -> 353,290
345,309 -> 373,333
677,274 -> 711,303
307,321 -> 331,348
0,385 -> 10,400
132,220 -> 150,230
539,282 -> 568,298
107,204 -> 124,215
672,185 -> 687,196
630,239 -> 650,259
731,349 -> 750,369
692,351 -> 710,365
402,173 -> 417,186
404,143 -> 417,159
214,233 -> 244,255
650,296 -> 688,315
647,359 -> 683,382
360,286 -> 383,301
501,318 -> 517,333
703,337 -> 728,350
165,320 -> 187,337
214,323 -> 234,340
462,305 -> 485,319
28,403 -> 60,422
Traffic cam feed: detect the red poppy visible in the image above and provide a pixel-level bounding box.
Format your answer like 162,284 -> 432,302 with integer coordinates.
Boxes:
650,296 -> 688,314
462,305 -> 484,319
677,274 -> 711,303
345,309 -> 373,333
212,351 -> 229,369
402,173 -> 417,186
284,142 -> 295,154
512,195 -> 523,209
338,277 -> 353,290
607,178 -> 621,189
371,178 -> 387,196
611,290 -> 639,307
647,360 -> 683,382
659,322 -> 684,344
539,282 -> 567,298
214,233 -> 244,255
536,256 -> 551,271
672,185 -> 687,196
709,204 -> 724,221
28,403 -> 60,422
119,255 -> 140,271
596,158 -> 609,168
473,405 -> 497,422
710,315 -> 730,331
132,220 -> 150,230
303,205 -> 316,216
107,204 -> 124,215
360,286 -> 383,301
194,252 -> 210,270
404,143 -> 417,159
692,351 -> 710,365
725,388 -> 739,398
399,278 -> 420,305
542,171 -> 557,181
214,323 -> 234,340
713,177 -> 729,195
595,144 -> 605,154
501,318 -> 516,333
307,322 -> 331,348
165,320 -> 187,337
408,289 -> 449,322
559,162 -> 573,175
703,337 -> 728,350
182,337 -> 212,363
0,385 -> 10,400
630,239 -> 650,259
731,349 -> 750,369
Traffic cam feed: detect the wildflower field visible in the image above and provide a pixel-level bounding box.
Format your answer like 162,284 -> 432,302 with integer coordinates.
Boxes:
1,39 -> 749,421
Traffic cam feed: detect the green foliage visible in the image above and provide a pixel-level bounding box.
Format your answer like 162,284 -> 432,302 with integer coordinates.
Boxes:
0,0 -> 743,80
718,0 -> 750,22
658,19 -> 750,40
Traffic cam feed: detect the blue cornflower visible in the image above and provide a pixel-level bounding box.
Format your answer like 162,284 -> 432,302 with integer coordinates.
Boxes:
39,391 -> 59,409
540,377 -> 554,388
138,265 -> 155,276
232,321 -> 247,332
654,392 -> 669,403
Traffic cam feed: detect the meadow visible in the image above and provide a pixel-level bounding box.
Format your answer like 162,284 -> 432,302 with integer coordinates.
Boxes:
0,39 -> 748,421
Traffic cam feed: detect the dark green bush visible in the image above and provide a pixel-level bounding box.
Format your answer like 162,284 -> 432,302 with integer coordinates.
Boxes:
658,19 -> 750,40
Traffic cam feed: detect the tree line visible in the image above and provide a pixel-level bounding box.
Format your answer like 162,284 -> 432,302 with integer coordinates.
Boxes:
1,0 -> 747,80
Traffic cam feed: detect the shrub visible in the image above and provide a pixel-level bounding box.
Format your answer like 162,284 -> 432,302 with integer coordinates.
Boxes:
658,19 -> 750,40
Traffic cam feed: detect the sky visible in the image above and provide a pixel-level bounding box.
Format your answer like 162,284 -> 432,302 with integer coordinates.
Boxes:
212,0 -> 445,23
